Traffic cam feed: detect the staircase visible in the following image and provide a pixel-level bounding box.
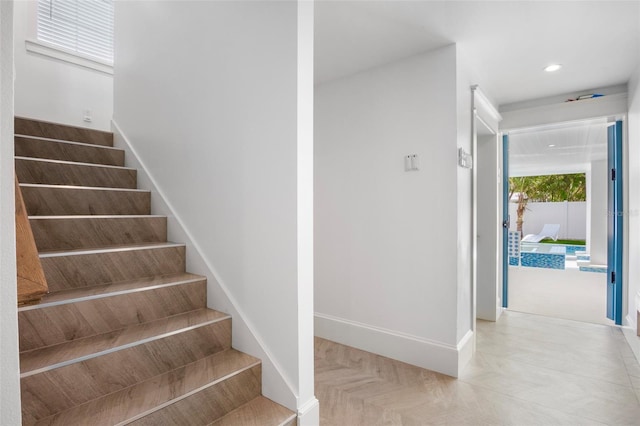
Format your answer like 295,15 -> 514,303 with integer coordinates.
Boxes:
15,117 -> 296,426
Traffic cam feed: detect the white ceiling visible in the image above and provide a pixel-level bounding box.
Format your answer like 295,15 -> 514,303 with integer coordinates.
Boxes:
508,119 -> 609,176
315,1 -> 640,106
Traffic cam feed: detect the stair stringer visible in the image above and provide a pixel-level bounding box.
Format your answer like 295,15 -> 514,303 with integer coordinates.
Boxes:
110,120 -> 300,415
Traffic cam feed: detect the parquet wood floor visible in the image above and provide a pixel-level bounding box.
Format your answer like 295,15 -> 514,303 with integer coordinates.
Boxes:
315,311 -> 640,425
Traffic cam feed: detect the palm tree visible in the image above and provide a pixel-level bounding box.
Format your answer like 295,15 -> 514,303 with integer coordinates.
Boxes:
509,176 -> 534,237
508,173 -> 586,238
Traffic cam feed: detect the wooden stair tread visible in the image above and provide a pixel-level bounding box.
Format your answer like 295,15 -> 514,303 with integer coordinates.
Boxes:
15,135 -> 125,166
20,184 -> 151,216
15,156 -> 134,171
35,349 -> 261,426
208,396 -> 296,426
15,116 -> 114,147
20,272 -> 205,306
39,242 -> 186,292
30,215 -> 168,252
30,214 -> 165,219
20,308 -> 229,375
39,241 -> 185,258
16,156 -> 137,189
15,134 -> 119,149
18,273 -> 207,352
21,314 -> 232,423
20,182 -> 149,193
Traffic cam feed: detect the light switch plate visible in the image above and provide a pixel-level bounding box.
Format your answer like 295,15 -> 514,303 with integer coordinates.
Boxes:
458,148 -> 473,169
405,154 -> 419,172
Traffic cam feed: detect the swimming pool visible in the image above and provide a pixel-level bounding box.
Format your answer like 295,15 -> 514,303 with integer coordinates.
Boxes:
511,243 -> 587,270
520,243 -> 566,270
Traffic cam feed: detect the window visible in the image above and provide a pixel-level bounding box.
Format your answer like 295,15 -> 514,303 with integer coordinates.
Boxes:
37,0 -> 114,64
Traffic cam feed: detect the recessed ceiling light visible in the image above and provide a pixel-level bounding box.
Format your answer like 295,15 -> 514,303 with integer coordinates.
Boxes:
544,64 -> 562,72
548,144 -> 556,147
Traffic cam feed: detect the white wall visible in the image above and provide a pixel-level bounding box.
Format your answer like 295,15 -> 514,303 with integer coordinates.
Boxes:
508,201 -> 587,241
113,1 -> 316,419
455,49 -> 473,348
295,2 -> 318,421
315,45 -> 469,377
627,66 -> 640,330
567,202 -> 587,240
13,0 -> 113,130
590,160 -> 608,264
0,1 -> 21,423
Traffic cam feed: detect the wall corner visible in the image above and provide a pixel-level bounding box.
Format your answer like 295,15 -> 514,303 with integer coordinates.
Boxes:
456,329 -> 475,377
0,1 -> 22,424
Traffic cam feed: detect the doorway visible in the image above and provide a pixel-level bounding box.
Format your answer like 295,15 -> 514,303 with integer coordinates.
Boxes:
501,118 -> 622,326
476,118 -> 501,321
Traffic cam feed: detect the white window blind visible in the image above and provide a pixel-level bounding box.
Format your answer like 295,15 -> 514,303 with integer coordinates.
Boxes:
37,0 -> 114,64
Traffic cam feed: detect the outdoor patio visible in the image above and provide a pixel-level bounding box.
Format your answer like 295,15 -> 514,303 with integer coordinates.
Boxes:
508,263 -> 612,325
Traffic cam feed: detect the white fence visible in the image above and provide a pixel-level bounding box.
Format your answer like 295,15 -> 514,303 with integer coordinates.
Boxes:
508,201 -> 586,240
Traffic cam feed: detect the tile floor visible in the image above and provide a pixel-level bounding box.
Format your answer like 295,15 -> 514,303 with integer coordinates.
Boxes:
315,311 -> 640,425
508,263 -> 613,325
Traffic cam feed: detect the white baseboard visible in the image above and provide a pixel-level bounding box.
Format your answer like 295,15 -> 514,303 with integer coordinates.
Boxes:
315,313 -> 474,377
456,329 -> 475,376
625,313 -> 635,330
296,397 -> 319,426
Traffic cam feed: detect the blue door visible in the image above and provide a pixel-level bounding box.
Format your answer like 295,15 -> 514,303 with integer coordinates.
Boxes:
502,134 -> 509,308
607,121 -> 623,324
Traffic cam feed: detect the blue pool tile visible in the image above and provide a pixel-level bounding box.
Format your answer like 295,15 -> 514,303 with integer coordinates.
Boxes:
579,266 -> 607,273
565,245 -> 586,255
521,252 -> 565,270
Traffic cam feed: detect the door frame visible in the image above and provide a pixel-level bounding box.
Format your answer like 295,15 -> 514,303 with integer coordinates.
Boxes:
502,133 -> 509,308
474,90 -> 629,329
497,116 -> 627,325
607,120 -> 624,324
471,85 -> 502,332
480,91 -> 629,326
